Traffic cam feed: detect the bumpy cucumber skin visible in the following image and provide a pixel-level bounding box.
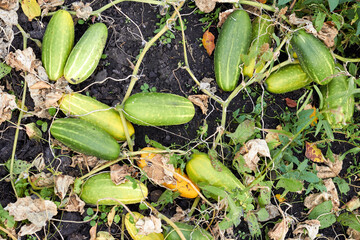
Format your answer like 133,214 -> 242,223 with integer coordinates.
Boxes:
125,212 -> 164,240
122,92 -> 195,126
50,118 -> 120,160
163,222 -> 214,240
243,15 -> 274,78
80,173 -> 148,205
42,10 -> 74,81
320,67 -> 355,128
290,29 -> 335,85
265,64 -> 313,94
59,93 -> 134,141
186,153 -> 245,193
64,23 -> 108,84
214,10 -> 252,91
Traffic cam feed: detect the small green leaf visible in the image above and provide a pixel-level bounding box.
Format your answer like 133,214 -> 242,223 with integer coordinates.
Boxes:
314,11 -> 326,32
0,63 -> 11,79
276,178 -> 303,192
5,159 -> 31,174
256,207 -> 270,222
226,119 -> 255,145
337,212 -> 360,231
245,212 -> 261,237
308,200 -> 336,229
328,0 -> 339,11
277,0 -> 292,5
333,177 -> 350,194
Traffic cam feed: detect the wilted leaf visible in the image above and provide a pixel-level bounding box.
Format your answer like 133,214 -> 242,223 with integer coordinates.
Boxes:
170,206 -> 187,222
0,88 -> 17,124
18,224 -> 42,236
316,155 -> 342,178
55,175 -> 75,200
343,196 -> 360,212
305,142 -> 326,163
71,154 -> 99,169
318,22 -> 338,47
202,30 -> 215,56
32,154 -> 45,171
0,0 -> 19,10
90,223 -> 97,240
72,2 -> 92,20
110,164 -> 136,185
304,192 -> 331,210
107,206 -> 116,227
347,227 -> 360,240
293,220 -> 321,240
135,215 -> 162,235
141,153 -> 176,186
25,122 -> 42,141
323,178 -> 340,211
285,98 -> 297,108
30,172 -> 54,187
64,194 -> 85,214
21,0 -> 41,21
238,139 -> 271,171
217,9 -> 234,27
268,217 -> 291,240
96,231 -> 115,240
188,95 -> 209,114
199,77 -> 216,94
265,125 -> 282,150
37,0 -> 64,16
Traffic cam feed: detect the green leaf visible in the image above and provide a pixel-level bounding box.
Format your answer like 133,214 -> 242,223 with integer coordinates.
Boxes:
308,201 -> 336,229
276,178 -> 303,192
333,177 -> 350,194
5,159 -> 32,174
219,195 -> 243,230
245,212 -> 261,237
277,0 -> 292,5
0,63 -> 11,79
226,119 -> 255,145
256,208 -> 270,222
349,63 -> 358,76
337,212 -> 360,231
0,204 -> 15,228
300,171 -> 320,183
328,0 -> 339,11
314,11 -> 326,32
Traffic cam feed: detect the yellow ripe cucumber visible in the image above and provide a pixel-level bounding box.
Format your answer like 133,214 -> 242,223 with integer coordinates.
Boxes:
59,93 -> 134,141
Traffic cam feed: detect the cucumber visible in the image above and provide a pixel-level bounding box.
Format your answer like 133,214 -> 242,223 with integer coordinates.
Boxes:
64,23 -> 108,84
320,65 -> 355,128
186,153 -> 245,194
243,15 -> 274,78
290,29 -> 335,85
214,10 -> 252,91
50,118 -> 120,160
163,222 -> 214,240
59,93 -> 134,141
125,212 -> 164,240
265,64 -> 313,94
121,92 -> 195,126
80,173 -> 148,205
42,10 -> 74,81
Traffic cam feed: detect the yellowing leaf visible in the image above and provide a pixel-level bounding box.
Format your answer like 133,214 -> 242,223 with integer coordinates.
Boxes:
202,30 -> 215,56
305,142 -> 325,163
21,0 -> 41,21
275,194 -> 286,203
304,104 -> 318,126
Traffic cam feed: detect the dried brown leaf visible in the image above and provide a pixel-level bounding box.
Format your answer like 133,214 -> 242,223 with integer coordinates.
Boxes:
135,215 -> 162,235
141,153 -> 176,186
110,164 -> 136,185
64,194 -> 85,214
316,155 -> 342,179
32,154 -> 46,171
342,196 -> 360,212
0,0 -> 19,10
55,175 -> 75,200
0,89 -> 17,124
304,192 -> 331,210
170,206 -> 188,222
5,47 -> 36,73
18,224 -> 42,236
240,139 -> 271,171
188,95 -> 209,115
217,9 -> 234,27
107,206 -> 116,227
347,228 -> 360,240
285,98 -> 297,108
195,0 -> 216,13
202,30 -> 215,56
199,77 -> 216,94
72,2 -> 92,20
5,196 -> 57,230
90,223 -> 97,240
289,14 -> 317,35
323,178 -> 340,211
70,154 -> 99,169
265,125 -> 282,149
318,22 -> 338,48
293,220 -> 321,240
30,172 -> 54,187
268,217 -> 291,240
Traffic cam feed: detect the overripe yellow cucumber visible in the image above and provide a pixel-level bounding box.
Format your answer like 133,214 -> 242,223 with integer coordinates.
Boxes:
50,118 -> 120,160
80,173 -> 148,205
214,10 -> 252,91
121,92 -> 195,126
64,23 -> 108,84
125,212 -> 164,240
59,93 -> 134,141
42,10 -> 74,81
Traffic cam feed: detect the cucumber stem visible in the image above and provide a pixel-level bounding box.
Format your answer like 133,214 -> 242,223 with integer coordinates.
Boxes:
334,53 -> 360,63
237,0 -> 277,12
119,111 -> 134,151
188,196 -> 200,217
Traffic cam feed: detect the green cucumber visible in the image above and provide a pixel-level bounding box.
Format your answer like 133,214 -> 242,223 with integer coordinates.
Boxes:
186,153 -> 245,194
290,29 -> 335,85
163,222 -> 214,240
50,118 -> 120,160
320,65 -> 355,128
265,64 -> 313,94
125,212 -> 164,240
64,23 -> 108,84
42,10 -> 74,81
214,10 -> 252,91
59,93 -> 134,141
121,92 -> 195,126
243,14 -> 274,78
80,173 -> 148,205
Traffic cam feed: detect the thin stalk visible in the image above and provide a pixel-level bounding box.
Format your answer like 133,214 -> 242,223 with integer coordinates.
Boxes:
92,0 -> 166,16
119,111 -> 133,151
238,0 -> 277,11
334,53 -> 360,63
188,196 -> 200,217
0,225 -> 17,240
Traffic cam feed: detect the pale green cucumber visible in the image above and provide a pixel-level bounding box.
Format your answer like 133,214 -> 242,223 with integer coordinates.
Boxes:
125,212 -> 164,240
80,173 -> 148,205
59,93 -> 134,141
64,23 -> 108,84
290,29 -> 335,85
121,92 -> 195,126
214,10 -> 252,91
50,118 -> 120,160
42,10 -> 74,81
265,64 -> 313,94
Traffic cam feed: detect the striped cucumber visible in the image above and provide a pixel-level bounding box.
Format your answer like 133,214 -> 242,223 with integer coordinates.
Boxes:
163,222 -> 214,240
64,23 -> 108,84
125,212 -> 164,240
50,118 -> 120,160
80,173 -> 148,205
42,10 -> 74,81
121,92 -> 195,126
214,10 -> 252,91
243,15 -> 274,78
290,29 -> 335,85
265,64 -> 313,94
59,93 -> 134,141
320,65 -> 355,128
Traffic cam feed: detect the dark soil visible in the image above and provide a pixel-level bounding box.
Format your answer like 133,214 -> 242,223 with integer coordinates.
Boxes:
0,0 -> 359,239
